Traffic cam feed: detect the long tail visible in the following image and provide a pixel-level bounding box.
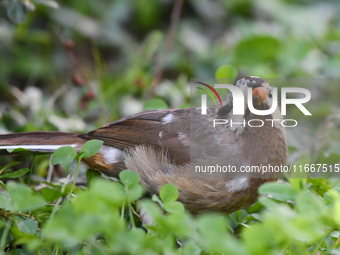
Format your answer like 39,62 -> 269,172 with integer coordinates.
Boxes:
0,131 -> 122,177
0,131 -> 87,153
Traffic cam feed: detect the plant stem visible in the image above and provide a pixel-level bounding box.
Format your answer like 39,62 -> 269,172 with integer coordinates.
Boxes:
68,157 -> 82,203
128,200 -> 135,228
0,219 -> 12,252
121,199 -> 125,221
51,175 -> 70,219
147,0 -> 184,99
27,155 -> 35,185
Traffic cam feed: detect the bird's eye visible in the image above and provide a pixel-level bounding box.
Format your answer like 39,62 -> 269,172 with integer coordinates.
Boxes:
268,92 -> 272,98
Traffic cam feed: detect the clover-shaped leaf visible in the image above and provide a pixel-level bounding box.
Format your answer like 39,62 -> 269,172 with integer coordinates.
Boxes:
160,183 -> 178,205
120,170 -> 140,188
80,140 -> 103,159
52,146 -> 77,166
164,201 -> 184,214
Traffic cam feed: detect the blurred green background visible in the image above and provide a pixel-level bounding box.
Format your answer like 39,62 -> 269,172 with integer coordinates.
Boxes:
2,0 -> 340,178
1,1 -> 340,254
1,0 -> 340,178
2,0 -> 340,133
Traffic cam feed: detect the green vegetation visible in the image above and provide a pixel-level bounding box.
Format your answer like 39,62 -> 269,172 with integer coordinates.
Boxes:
1,143 -> 340,254
1,0 -> 340,254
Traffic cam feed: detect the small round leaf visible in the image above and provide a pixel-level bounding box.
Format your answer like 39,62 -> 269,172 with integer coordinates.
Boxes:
259,182 -> 297,201
160,183 -> 178,204
119,170 -> 140,187
51,146 -> 77,166
80,140 -> 103,159
164,201 -> 184,214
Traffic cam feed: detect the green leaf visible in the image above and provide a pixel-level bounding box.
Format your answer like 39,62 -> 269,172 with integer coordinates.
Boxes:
164,201 -> 184,214
80,140 -> 103,159
0,168 -> 30,179
41,187 -> 62,203
90,179 -> 125,206
215,65 -> 238,80
143,98 -> 168,111
125,184 -> 144,202
197,214 -> 229,238
181,240 -> 201,255
234,36 -> 280,66
160,183 -> 178,204
86,168 -> 102,188
259,182 -> 298,201
0,194 -> 11,209
0,161 -> 22,172
258,197 -> 278,210
196,214 -> 243,254
318,152 -> 340,165
7,148 -> 30,153
138,200 -> 163,221
0,220 -> 5,229
7,0 -> 28,24
5,249 -> 30,255
151,194 -> 164,208
120,170 -> 140,188
324,192 -> 331,206
51,146 -> 77,166
17,218 -> 38,235
295,191 -> 323,216
288,178 -> 307,192
6,182 -> 45,212
0,181 -> 6,190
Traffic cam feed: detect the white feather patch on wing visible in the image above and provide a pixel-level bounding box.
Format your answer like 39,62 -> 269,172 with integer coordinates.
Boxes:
0,144 -> 78,152
162,113 -> 174,124
99,145 -> 123,164
178,132 -> 189,146
225,178 -> 249,193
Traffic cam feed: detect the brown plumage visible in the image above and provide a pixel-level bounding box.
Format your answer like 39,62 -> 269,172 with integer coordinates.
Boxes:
0,77 -> 287,214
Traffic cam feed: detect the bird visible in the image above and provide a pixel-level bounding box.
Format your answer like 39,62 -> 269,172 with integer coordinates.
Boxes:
0,76 -> 287,214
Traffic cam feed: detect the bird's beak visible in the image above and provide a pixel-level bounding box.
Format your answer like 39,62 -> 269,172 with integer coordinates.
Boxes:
252,87 -> 268,103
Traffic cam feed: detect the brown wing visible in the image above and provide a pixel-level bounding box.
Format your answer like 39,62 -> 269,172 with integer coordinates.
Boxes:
79,108 -> 190,165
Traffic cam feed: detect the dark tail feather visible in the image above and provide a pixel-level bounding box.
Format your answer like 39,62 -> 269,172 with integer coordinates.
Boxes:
0,131 -> 86,153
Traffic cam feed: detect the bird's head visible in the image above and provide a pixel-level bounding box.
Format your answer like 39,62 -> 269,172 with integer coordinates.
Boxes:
235,76 -> 273,111
217,76 -> 283,135
219,76 -> 277,117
